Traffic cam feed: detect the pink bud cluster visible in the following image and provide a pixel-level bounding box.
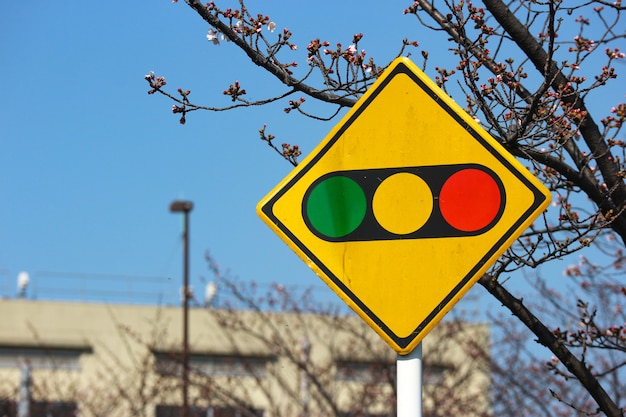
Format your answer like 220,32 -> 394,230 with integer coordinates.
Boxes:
606,47 -> 625,59
435,66 -> 456,87
281,143 -> 301,161
306,38 -> 330,61
258,124 -> 301,165
223,80 -> 246,102
284,97 -> 305,114
403,2 -> 420,14
258,124 -> 275,142
145,71 -> 167,94
203,2 -> 283,46
602,103 -> 626,128
569,36 -> 595,53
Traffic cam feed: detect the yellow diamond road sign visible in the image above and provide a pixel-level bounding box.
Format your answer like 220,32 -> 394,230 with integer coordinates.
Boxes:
257,57 -> 551,354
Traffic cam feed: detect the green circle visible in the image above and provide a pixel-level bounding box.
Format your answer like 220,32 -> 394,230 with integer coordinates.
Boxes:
306,176 -> 367,238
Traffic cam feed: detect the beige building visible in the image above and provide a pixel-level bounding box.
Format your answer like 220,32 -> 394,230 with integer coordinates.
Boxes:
0,298 -> 490,417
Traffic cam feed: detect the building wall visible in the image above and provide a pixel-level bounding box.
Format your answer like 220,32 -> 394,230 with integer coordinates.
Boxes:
0,299 -> 490,417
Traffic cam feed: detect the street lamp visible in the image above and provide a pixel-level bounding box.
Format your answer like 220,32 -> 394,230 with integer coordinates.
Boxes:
170,200 -> 193,417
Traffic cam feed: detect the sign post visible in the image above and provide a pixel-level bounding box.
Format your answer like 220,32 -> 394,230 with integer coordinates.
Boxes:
397,343 -> 423,417
257,57 -> 551,414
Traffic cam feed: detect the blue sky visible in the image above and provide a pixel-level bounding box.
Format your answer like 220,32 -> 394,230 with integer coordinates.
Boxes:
1,1 -> 621,314
1,1 -> 447,305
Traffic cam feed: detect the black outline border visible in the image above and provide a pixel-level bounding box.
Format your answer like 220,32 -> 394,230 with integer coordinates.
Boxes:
261,62 -> 548,350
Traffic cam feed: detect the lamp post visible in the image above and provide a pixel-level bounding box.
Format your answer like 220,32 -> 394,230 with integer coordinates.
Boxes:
170,200 -> 193,417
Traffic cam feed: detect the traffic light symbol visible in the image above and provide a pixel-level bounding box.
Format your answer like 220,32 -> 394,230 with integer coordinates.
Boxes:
303,164 -> 505,242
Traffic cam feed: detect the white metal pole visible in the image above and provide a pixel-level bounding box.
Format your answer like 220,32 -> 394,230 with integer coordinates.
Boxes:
18,359 -> 31,417
397,342 -> 422,417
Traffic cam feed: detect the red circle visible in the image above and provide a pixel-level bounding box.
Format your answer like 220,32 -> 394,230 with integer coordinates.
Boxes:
439,168 -> 502,232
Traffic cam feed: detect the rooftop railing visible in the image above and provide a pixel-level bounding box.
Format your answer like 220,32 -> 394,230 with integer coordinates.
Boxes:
0,269 -> 482,318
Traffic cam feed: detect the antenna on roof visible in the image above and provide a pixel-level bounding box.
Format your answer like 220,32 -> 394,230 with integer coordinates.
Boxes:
205,282 -> 217,308
17,272 -> 29,298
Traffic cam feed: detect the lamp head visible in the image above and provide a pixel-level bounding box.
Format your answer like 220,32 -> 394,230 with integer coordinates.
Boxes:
170,200 -> 194,213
